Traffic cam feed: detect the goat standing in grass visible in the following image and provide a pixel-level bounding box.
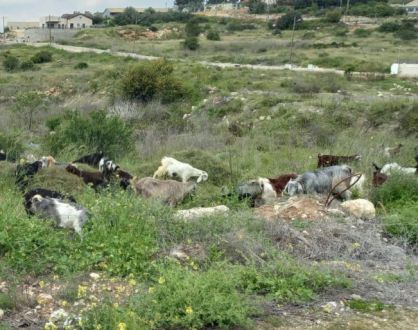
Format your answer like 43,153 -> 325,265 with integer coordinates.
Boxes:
29,195 -> 89,235
284,165 -> 353,200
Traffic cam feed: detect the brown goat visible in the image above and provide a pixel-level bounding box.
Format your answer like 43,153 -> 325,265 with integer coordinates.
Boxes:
267,173 -> 298,195
317,154 -> 361,168
66,164 -> 107,189
372,163 -> 388,187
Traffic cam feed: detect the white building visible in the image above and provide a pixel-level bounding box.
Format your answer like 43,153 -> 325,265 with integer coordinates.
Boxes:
404,0 -> 418,14
40,12 -> 93,29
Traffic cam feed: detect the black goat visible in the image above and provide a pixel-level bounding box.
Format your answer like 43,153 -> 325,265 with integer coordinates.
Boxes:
15,161 -> 43,191
0,150 -> 6,161
23,188 -> 76,215
73,151 -> 104,168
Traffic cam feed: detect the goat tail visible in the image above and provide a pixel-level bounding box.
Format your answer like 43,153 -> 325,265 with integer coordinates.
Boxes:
153,165 -> 167,179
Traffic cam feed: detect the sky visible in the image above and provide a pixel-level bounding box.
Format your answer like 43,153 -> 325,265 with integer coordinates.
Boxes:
0,0 -> 175,22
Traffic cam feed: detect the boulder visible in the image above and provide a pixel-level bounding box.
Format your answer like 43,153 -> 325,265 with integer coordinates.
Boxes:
341,199 -> 376,220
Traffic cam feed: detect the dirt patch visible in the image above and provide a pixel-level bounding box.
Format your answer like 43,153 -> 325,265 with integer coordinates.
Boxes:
255,196 -> 328,221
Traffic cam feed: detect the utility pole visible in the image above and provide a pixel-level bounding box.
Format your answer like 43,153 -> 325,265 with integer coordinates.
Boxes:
2,16 -> 5,42
289,15 -> 297,65
49,14 -> 52,44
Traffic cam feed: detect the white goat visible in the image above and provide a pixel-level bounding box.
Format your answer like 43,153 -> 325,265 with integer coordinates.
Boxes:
381,163 -> 416,175
257,178 -> 278,203
29,195 -> 89,235
153,157 -> 208,183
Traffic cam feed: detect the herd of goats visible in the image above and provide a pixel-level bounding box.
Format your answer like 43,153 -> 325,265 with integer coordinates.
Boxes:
0,144 -> 417,236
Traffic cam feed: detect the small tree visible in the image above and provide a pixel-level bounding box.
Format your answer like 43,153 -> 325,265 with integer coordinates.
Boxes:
13,92 -> 44,130
185,19 -> 201,37
206,30 -> 221,41
3,55 -> 20,72
93,12 -> 104,25
183,36 -> 200,50
274,11 -> 303,30
248,0 -> 267,14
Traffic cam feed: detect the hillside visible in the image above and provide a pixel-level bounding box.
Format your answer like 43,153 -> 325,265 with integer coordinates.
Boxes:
0,13 -> 418,329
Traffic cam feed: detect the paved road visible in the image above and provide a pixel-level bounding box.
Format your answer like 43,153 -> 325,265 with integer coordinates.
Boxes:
30,42 -> 348,75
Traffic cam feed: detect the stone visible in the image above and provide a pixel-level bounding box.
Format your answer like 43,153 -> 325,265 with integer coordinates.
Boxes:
37,293 -> 53,305
0,309 -> 4,320
350,294 -> 362,300
89,273 -> 100,281
49,308 -> 68,322
341,199 -> 376,220
321,301 -> 338,313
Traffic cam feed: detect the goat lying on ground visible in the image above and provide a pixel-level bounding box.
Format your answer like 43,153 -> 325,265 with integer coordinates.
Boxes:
384,144 -> 403,158
73,151 -> 104,168
15,161 -> 43,190
66,164 -> 107,190
0,150 -> 5,161
133,177 -> 196,206
236,181 -> 264,207
257,173 -> 299,204
372,163 -> 388,187
380,162 -> 416,175
284,165 -> 353,199
40,156 -> 56,168
24,188 -> 76,215
29,195 -> 89,235
153,157 -> 208,183
317,153 -> 361,168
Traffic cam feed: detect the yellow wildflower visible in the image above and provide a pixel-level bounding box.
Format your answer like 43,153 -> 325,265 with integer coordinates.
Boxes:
44,322 -> 57,330
352,242 -> 361,249
185,306 -> 193,314
113,302 -> 119,308
158,277 -> 165,284
39,280 -> 45,289
118,322 -> 127,330
60,300 -> 68,307
77,285 -> 87,298
128,279 -> 137,286
148,287 -> 155,294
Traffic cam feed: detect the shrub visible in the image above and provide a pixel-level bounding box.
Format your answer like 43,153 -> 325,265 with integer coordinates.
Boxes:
20,60 -> 35,71
43,110 -> 134,159
3,55 -> 19,72
0,132 -> 24,161
354,28 -> 372,38
31,50 -> 53,64
383,202 -> 418,245
370,173 -> 418,209
183,36 -> 200,50
248,0 -> 267,14
226,22 -> 257,32
185,19 -> 201,37
274,11 -> 302,30
148,25 -> 158,32
378,21 -> 401,33
120,59 -> 187,103
206,30 -> 221,41
74,62 -> 88,69
323,9 -> 342,23
394,28 -> 417,40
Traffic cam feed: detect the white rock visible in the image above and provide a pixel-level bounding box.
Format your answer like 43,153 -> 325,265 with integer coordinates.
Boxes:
37,293 -> 53,305
0,309 -> 4,320
350,294 -> 362,300
322,301 -> 338,313
89,273 -> 100,281
341,199 -> 376,220
49,308 -> 68,322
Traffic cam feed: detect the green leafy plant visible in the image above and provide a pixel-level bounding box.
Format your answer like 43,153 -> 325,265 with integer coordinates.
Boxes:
183,36 -> 200,50
31,50 -> 53,64
75,62 -> 89,69
206,29 -> 221,41
3,55 -> 20,72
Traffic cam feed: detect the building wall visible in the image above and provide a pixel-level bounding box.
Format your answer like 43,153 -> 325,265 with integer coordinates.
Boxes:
7,22 -> 38,30
66,15 -> 93,28
398,64 -> 418,77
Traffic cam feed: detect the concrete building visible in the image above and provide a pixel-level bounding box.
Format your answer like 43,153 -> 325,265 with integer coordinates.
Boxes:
404,0 -> 418,14
40,12 -> 93,29
391,62 -> 418,77
103,7 -> 169,18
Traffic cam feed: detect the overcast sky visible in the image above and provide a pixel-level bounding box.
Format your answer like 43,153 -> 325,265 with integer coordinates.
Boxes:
0,0 -> 175,22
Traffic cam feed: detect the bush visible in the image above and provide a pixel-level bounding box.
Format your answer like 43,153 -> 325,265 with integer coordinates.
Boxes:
74,62 -> 88,69
185,19 -> 201,37
323,9 -> 342,23
0,132 -> 24,161
3,55 -> 19,72
394,28 -> 417,40
226,22 -> 257,32
378,21 -> 401,33
120,60 -> 186,103
206,30 -> 221,41
274,11 -> 302,30
183,36 -> 200,50
354,28 -> 372,37
20,60 -> 35,71
370,174 -> 418,209
43,110 -> 134,159
31,50 -> 53,64
248,0 -> 267,14
383,202 -> 418,245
